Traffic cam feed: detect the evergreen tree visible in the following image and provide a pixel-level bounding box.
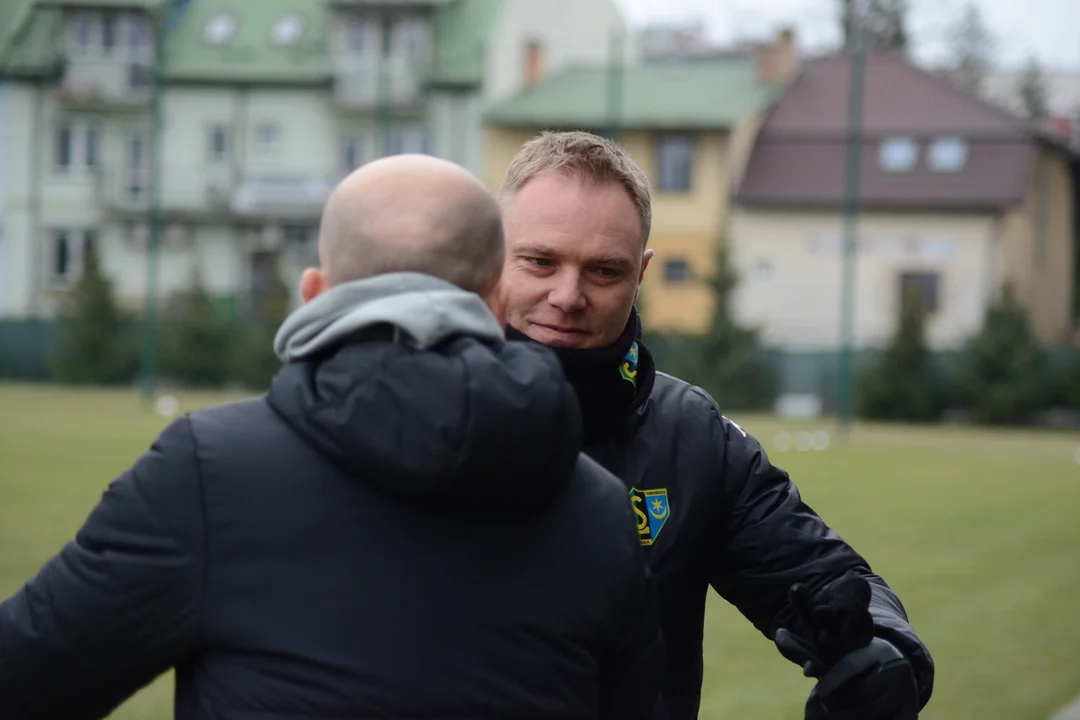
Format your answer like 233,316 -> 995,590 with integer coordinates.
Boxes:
52,245 -> 138,385
1017,54 -> 1050,121
684,242 -> 777,411
952,283 -> 1049,425
945,3 -> 995,93
159,269 -> 235,388
856,286 -> 942,421
232,259 -> 293,391
842,0 -> 910,53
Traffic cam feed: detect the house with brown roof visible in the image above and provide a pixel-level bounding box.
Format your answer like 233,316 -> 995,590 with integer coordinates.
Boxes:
730,52 -> 1080,352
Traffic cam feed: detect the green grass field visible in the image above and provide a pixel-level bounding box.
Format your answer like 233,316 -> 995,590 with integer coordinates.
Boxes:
1,382 -> 1078,719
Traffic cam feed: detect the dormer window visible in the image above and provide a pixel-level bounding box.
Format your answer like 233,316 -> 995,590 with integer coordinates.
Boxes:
204,14 -> 236,45
272,15 -> 303,46
928,136 -> 968,172
878,137 -> 918,172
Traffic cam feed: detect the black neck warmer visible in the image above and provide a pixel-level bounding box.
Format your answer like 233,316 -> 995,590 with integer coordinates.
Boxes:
505,307 -> 649,442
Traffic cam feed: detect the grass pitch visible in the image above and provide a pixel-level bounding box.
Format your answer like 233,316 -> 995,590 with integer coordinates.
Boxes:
0,383 -> 1077,720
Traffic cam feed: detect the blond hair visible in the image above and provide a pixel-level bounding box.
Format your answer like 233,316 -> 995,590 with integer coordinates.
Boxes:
499,131 -> 652,249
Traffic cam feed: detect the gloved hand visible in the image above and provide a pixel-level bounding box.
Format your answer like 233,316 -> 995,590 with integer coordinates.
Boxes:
774,572 -> 920,719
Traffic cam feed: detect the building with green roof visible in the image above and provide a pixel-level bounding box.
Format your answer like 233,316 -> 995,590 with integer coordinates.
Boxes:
481,32 -> 795,334
0,0 -> 628,328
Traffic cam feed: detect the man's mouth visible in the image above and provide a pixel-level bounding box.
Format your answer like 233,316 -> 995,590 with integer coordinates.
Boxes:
530,322 -> 588,336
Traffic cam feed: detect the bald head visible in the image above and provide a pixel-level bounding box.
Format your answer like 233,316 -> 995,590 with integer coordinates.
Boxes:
317,154 -> 505,295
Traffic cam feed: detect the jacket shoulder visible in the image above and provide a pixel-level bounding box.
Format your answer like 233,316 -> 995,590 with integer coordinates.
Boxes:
646,371 -> 729,429
186,397 -> 287,447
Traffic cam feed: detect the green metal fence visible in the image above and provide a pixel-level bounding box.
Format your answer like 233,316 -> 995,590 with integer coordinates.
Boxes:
0,319 -> 61,381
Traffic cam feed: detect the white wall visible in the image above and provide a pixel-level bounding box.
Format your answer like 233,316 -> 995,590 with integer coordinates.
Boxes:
729,209 -> 999,351
430,89 -> 483,175
485,0 -> 631,104
1,83 -> 45,317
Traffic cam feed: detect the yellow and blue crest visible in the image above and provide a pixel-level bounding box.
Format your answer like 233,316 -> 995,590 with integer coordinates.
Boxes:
619,341 -> 639,387
629,486 -> 670,546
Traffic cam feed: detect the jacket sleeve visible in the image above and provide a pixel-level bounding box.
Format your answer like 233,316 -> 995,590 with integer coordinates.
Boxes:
0,416 -> 205,719
596,511 -> 666,720
703,406 -> 934,710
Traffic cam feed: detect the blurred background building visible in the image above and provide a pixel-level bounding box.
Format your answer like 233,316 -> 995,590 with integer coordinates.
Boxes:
0,0 -> 1078,418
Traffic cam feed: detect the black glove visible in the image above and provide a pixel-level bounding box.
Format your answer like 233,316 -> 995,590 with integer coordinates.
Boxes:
774,572 -> 920,720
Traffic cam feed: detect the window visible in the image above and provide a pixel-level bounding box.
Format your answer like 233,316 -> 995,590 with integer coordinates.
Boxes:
347,19 -> 368,53
53,231 -> 71,278
928,136 -> 968,172
56,125 -> 73,170
272,15 -> 303,46
664,259 -> 691,284
73,13 -> 93,52
83,229 -> 98,264
129,131 -> 146,169
656,135 -> 693,192
386,125 -> 430,155
898,271 -> 940,313
204,14 -> 236,45
101,13 -> 117,51
878,136 -> 918,172
127,130 -> 148,200
342,136 -> 363,172
397,19 -> 429,63
56,122 -> 103,173
129,15 -> 151,48
85,124 -> 99,168
50,229 -> 98,282
128,62 -> 152,90
208,125 -> 229,162
253,124 -> 280,154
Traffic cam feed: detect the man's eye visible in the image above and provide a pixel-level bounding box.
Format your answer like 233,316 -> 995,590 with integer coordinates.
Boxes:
528,258 -> 552,267
595,267 -> 618,277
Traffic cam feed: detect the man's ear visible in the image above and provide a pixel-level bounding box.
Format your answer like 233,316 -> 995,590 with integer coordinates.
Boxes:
483,272 -> 508,327
635,248 -> 654,302
300,268 -> 328,303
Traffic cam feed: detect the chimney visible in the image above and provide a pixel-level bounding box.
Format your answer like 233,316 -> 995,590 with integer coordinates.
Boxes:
757,27 -> 798,84
523,39 -> 546,89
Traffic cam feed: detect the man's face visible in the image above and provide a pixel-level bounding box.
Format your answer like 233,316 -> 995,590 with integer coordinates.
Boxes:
500,172 -> 652,349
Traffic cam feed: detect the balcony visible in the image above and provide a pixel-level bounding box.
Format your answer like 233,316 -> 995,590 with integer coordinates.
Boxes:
57,56 -> 153,108
95,166 -> 236,217
230,176 -> 337,219
334,55 -> 425,111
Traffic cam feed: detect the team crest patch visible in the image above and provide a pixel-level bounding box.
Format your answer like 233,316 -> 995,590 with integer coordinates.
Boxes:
619,341 -> 639,387
629,487 -> 669,546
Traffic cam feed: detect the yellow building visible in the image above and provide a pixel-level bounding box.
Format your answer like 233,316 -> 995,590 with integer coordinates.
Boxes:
482,34 -> 795,333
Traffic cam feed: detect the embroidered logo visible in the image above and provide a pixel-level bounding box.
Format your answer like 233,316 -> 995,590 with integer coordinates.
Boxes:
629,486 -> 669,546
619,341 -> 639,387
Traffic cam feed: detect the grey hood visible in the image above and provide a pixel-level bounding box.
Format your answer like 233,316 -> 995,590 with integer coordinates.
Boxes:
266,271 -> 584,508
273,272 -> 504,362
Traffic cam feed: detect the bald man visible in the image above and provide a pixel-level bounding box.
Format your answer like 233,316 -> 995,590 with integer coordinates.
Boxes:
0,155 -> 664,720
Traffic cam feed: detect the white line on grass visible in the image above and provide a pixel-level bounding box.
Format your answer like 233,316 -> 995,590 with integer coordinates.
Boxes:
1050,694 -> 1080,720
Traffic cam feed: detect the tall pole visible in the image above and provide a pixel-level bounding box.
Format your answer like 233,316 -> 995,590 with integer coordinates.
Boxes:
140,15 -> 166,407
605,29 -> 624,142
836,19 -> 865,437
140,0 -> 191,406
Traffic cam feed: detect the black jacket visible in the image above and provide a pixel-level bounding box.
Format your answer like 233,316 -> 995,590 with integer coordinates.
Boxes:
581,344 -> 935,720
0,324 -> 663,718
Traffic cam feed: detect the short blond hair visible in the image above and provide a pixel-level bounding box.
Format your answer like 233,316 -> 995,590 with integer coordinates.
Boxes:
499,131 -> 652,249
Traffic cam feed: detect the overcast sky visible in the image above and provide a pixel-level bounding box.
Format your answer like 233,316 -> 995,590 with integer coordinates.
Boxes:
613,0 -> 1080,70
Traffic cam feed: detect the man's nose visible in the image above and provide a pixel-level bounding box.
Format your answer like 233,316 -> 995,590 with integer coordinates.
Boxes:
547,271 -> 587,313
